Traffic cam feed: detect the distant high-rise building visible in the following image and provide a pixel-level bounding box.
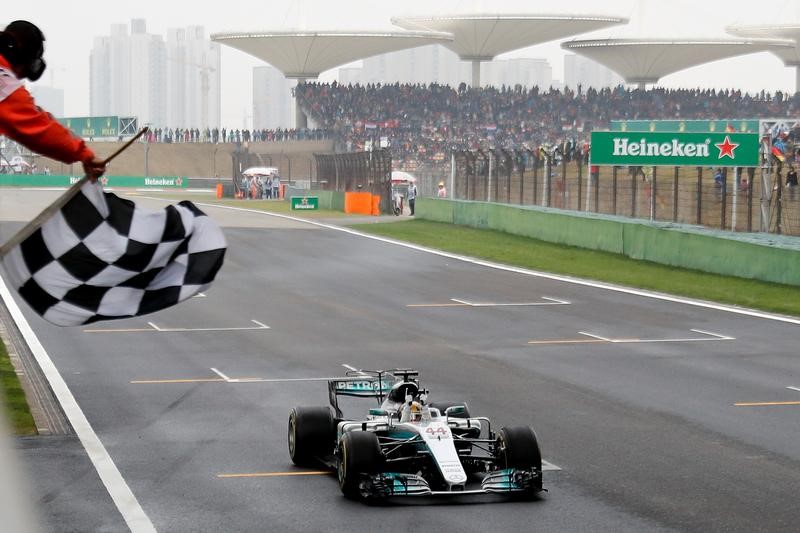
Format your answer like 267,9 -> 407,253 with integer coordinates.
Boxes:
29,86 -> 64,118
90,19 -> 219,128
252,66 -> 292,129
90,20 -> 166,125
360,45 -> 467,86
166,26 -> 221,128
564,54 -> 624,90
338,67 -> 363,86
484,58 -> 553,89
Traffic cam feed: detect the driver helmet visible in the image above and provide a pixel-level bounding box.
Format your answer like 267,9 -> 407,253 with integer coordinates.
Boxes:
410,401 -> 422,422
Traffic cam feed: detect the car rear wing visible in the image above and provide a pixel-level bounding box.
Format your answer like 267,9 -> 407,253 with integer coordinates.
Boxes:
327,373 -> 394,418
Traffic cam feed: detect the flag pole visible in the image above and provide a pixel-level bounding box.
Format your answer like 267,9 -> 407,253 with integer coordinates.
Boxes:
0,128 -> 149,258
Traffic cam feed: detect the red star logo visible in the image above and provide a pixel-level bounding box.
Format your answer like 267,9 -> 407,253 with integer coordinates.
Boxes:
715,136 -> 739,159
100,176 -> 109,186
176,177 -> 183,186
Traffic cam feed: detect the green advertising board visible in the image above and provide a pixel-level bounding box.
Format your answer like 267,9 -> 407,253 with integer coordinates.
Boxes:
610,119 -> 760,134
58,116 -> 119,138
590,132 -> 760,167
0,175 -> 187,188
291,196 -> 319,210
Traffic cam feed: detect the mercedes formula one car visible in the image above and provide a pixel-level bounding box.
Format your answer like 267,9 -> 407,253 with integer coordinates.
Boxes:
287,369 -> 544,500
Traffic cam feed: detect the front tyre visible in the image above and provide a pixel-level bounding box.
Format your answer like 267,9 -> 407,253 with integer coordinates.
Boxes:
337,431 -> 383,499
497,426 -> 543,493
288,406 -> 335,466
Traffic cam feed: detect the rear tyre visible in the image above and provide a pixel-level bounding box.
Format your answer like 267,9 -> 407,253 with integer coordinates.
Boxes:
288,406 -> 335,466
497,426 -> 543,493
337,431 -> 383,499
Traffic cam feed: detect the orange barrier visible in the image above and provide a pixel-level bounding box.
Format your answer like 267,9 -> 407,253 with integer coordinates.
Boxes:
280,184 -> 286,199
216,182 -> 223,199
344,191 -> 379,215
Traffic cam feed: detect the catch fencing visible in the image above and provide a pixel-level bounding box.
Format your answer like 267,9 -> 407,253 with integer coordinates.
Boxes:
313,149 -> 393,213
421,150 -> 800,235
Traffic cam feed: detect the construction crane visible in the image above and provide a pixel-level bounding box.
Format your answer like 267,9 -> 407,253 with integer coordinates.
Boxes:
167,55 -> 216,127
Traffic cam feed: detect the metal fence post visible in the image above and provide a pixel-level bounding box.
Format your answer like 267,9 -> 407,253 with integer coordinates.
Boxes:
672,167 -> 679,222
612,166 -> 618,215
651,167 -> 657,221
696,167 -> 702,225
747,167 -> 755,232
721,168 -> 728,229
631,167 -> 636,216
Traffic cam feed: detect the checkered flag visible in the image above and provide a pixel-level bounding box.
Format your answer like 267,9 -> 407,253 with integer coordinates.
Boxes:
1,181 -> 226,326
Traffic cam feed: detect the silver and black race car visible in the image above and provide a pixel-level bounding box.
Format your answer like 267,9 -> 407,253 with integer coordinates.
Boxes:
287,368 -> 544,501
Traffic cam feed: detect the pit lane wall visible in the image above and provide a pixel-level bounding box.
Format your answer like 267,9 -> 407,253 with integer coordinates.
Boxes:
416,198 -> 800,287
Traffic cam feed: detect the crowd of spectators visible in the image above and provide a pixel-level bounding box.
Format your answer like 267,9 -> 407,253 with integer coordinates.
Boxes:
141,126 -> 330,144
295,81 -> 800,172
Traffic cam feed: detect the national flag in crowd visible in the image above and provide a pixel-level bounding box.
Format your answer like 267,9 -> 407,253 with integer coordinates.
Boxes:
1,181 -> 226,326
772,137 -> 788,162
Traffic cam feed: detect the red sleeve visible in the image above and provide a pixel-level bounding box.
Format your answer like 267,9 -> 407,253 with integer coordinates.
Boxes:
0,87 -> 95,164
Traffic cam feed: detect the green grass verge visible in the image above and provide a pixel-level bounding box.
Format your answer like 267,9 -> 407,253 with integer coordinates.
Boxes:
0,339 -> 37,436
349,220 -> 800,317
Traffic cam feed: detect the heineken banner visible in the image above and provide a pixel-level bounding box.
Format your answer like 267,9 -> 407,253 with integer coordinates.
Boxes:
610,119 -> 759,134
590,132 -> 760,167
291,196 -> 319,210
0,175 -> 187,188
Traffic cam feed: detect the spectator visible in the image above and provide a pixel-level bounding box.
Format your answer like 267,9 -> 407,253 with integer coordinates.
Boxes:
437,181 -> 447,198
272,176 -> 280,199
787,165 -> 798,187
407,181 -> 417,215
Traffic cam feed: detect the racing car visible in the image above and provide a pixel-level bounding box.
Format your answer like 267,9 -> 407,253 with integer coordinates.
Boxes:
287,368 -> 544,500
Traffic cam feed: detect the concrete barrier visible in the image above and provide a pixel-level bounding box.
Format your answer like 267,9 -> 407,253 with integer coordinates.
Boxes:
417,198 -> 800,286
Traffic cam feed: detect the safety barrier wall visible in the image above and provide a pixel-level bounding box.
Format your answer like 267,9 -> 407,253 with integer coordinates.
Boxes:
0,174 -> 187,188
307,190 -> 345,211
343,192 -> 380,215
417,198 -> 800,286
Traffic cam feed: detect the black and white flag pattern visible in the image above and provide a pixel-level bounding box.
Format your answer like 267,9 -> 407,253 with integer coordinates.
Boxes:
2,181 -> 226,326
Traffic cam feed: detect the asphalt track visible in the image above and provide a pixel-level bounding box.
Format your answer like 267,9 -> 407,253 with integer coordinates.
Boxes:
2,189 -> 800,532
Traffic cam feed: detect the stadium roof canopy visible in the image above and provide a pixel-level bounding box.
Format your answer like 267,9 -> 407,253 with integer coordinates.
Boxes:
561,38 -> 795,89
726,24 -> 800,91
391,14 -> 628,85
210,30 -> 454,79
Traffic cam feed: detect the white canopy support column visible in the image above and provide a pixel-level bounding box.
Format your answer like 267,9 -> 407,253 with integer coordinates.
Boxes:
795,64 -> 800,94
471,60 -> 481,88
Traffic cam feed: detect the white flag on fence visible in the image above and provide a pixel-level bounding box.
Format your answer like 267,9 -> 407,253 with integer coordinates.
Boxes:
1,181 -> 226,326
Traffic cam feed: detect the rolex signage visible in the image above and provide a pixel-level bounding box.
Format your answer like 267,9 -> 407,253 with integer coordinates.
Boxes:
590,131 -> 759,167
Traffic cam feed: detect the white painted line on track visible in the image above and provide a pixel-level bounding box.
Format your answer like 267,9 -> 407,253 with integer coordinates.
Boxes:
342,363 -> 369,376
84,319 -> 269,333
579,332 -> 613,342
690,329 -> 735,340
0,276 -> 156,532
786,386 -> 800,393
541,296 -> 571,304
132,197 -> 800,327
542,460 -> 561,471
210,368 -> 232,382
577,330 -> 733,344
449,297 -> 569,307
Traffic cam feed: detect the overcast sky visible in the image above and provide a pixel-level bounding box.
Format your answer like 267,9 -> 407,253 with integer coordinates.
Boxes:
4,0 -> 800,127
